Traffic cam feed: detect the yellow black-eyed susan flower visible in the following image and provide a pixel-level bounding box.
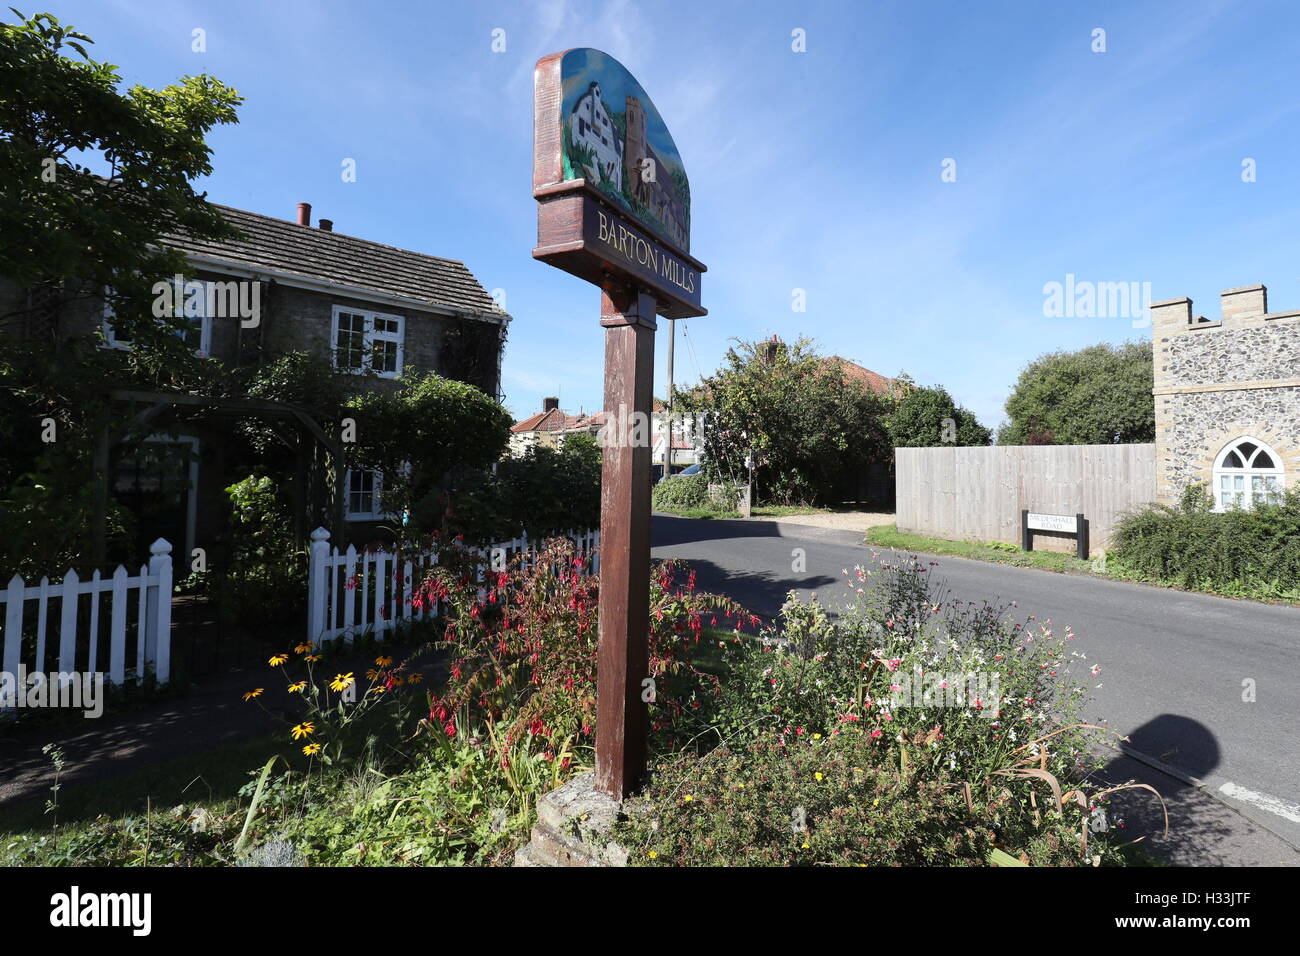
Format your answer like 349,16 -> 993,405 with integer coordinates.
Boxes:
242,688 -> 264,701
329,672 -> 355,692
302,742 -> 322,756
268,654 -> 289,667
291,721 -> 315,740
287,681 -> 307,693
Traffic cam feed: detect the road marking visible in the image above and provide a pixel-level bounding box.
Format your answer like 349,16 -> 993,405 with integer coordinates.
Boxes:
1218,782 -> 1300,825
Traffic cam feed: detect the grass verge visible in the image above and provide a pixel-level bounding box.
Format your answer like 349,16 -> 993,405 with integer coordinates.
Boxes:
865,523 -> 1095,573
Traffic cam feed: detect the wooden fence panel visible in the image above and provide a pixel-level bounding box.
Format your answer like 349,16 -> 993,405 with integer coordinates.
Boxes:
895,444 -> 1155,551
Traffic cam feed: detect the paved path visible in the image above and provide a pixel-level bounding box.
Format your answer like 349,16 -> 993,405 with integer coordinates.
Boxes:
652,512 -> 1300,864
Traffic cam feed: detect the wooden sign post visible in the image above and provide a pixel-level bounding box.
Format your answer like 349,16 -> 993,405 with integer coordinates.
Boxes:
533,49 -> 706,800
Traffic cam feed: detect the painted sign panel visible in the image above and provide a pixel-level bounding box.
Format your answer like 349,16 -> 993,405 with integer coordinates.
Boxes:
533,49 -> 706,319
539,48 -> 691,253
1027,512 -> 1079,533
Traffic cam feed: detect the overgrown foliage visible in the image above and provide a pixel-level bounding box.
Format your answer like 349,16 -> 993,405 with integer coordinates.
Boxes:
615,555 -> 1156,866
422,434 -> 602,544
887,377 -> 991,447
651,471 -> 743,518
676,337 -> 891,505
346,370 -> 514,529
1109,483 -> 1300,600
0,8 -> 242,358
998,341 -> 1154,446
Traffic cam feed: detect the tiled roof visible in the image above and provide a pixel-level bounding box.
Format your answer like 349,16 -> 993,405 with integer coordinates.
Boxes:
164,203 -> 508,319
828,357 -> 895,396
511,408 -> 599,434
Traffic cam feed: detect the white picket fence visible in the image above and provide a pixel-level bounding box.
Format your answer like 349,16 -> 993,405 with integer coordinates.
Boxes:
306,527 -> 600,644
0,538 -> 174,701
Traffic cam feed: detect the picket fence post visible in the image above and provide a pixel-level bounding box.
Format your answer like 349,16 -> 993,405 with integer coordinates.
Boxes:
307,527 -> 331,644
145,538 -> 173,684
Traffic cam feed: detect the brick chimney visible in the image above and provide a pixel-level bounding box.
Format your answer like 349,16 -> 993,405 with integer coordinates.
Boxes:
761,334 -> 781,364
318,219 -> 334,232
1221,284 -> 1267,321
296,202 -> 311,226
542,396 -> 560,412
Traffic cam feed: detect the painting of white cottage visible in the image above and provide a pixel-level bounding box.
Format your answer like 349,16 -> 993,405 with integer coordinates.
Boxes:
559,48 -> 692,252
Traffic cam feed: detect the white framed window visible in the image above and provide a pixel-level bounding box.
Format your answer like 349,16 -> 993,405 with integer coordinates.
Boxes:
102,281 -> 213,357
1213,436 -> 1284,511
332,306 -> 404,378
345,468 -> 384,521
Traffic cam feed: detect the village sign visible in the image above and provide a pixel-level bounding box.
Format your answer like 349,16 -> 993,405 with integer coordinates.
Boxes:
533,48 -> 706,799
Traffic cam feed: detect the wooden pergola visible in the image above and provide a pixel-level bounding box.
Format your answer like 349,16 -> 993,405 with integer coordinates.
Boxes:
91,388 -> 347,565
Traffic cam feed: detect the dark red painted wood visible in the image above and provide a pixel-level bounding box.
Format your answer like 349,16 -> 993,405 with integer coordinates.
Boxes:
593,281 -> 656,799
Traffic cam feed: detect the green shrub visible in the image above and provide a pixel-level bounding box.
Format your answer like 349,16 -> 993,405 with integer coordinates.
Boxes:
421,435 -> 601,544
652,473 -> 742,515
1110,483 -> 1300,599
219,475 -> 305,630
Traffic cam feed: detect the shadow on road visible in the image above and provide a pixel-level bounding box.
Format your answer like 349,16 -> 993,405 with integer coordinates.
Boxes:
1089,714 -> 1279,865
651,513 -> 785,548
659,556 -> 839,621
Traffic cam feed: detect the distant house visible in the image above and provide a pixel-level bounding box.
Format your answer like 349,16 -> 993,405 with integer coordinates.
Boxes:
0,200 -> 510,560
829,357 -> 897,397
757,335 -> 897,398
509,397 -> 602,455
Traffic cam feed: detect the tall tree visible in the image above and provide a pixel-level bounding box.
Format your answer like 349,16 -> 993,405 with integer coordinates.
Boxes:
997,341 -> 1154,445
0,9 -> 242,571
0,9 -> 242,355
887,377 -> 992,447
675,337 -> 891,505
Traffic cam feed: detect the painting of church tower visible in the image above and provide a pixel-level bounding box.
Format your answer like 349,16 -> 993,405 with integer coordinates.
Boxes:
623,95 -> 689,250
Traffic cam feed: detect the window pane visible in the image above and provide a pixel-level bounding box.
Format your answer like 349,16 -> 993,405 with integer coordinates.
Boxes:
1238,441 -> 1257,459
1223,451 -> 1244,468
1254,450 -> 1275,469
372,339 -> 397,373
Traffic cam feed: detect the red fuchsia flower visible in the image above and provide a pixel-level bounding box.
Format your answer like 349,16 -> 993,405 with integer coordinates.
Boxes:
560,756 -> 571,771
838,714 -> 860,723
870,729 -> 882,739
443,721 -> 457,739
710,617 -> 718,626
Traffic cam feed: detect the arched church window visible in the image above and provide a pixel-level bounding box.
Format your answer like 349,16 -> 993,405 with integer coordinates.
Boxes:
1213,437 -> 1284,510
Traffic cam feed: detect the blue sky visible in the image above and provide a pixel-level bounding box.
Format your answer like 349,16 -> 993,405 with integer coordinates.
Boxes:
46,0 -> 1300,426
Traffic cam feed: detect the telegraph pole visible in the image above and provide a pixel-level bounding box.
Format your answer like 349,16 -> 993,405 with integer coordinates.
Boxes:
663,318 -> 675,478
